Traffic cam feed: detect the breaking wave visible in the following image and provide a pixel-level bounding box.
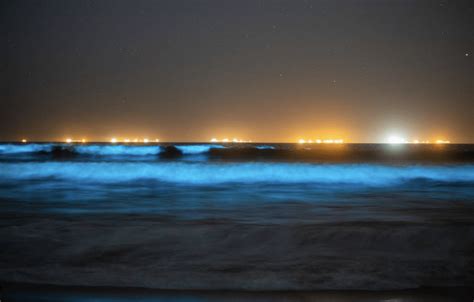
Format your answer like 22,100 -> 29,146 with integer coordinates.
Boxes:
75,145 -> 160,156
0,144 -> 53,154
174,144 -> 225,154
1,162 -> 474,185
0,144 -> 228,156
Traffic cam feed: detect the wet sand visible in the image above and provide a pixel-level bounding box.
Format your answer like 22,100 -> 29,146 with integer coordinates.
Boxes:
1,211 -> 473,291
2,282 -> 473,302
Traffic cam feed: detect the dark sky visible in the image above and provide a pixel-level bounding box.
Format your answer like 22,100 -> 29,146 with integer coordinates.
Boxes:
2,0 -> 473,142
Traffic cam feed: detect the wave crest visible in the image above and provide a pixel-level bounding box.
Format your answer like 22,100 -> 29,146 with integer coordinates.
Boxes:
1,162 -> 474,185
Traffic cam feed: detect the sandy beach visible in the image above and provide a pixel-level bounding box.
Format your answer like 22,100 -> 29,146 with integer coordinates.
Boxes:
1,210 -> 473,291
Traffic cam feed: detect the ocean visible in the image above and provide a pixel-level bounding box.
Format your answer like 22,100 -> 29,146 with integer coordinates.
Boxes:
0,143 -> 473,300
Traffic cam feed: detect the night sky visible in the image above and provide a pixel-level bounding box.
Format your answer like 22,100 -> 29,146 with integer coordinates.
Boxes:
2,0 -> 473,142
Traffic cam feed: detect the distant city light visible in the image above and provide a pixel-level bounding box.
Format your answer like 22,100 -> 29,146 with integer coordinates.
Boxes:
298,138 -> 344,144
81,139 -> 86,143
124,139 -> 130,143
110,138 -> 117,143
387,136 -> 408,144
385,135 -> 449,144
21,139 -> 28,143
210,137 -> 250,143
143,138 -> 149,143
66,138 -> 73,143
155,138 -> 160,143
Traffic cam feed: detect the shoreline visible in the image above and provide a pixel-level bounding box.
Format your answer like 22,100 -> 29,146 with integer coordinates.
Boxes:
2,282 -> 473,302
1,213 -> 473,291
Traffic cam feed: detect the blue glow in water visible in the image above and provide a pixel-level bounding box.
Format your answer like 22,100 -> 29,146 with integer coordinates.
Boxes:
75,144 -> 161,156
0,143 -> 54,154
175,144 -> 225,154
1,162 -> 474,185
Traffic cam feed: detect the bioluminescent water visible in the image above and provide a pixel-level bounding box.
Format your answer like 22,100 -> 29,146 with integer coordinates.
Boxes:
1,143 -> 474,291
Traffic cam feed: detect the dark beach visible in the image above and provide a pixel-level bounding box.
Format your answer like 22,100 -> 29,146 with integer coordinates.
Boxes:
2,282 -> 473,302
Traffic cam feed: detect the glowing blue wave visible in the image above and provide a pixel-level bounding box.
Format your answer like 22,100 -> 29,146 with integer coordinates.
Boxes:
0,144 -> 53,154
1,162 -> 474,185
0,144 -> 231,156
255,145 -> 275,150
75,145 -> 160,156
175,144 -> 225,154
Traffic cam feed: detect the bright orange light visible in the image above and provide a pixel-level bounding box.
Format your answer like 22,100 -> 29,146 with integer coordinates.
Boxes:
133,139 -> 138,143
124,139 -> 130,143
143,138 -> 149,143
81,139 -> 86,143
210,138 -> 218,142
155,139 -> 160,143
299,138 -> 344,144
435,140 -> 450,144
21,139 -> 27,143
222,138 -> 229,143
66,138 -> 73,143
110,138 -> 117,143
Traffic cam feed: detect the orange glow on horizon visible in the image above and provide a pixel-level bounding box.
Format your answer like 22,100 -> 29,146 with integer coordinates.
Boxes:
298,138 -> 344,144
210,137 -> 251,143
